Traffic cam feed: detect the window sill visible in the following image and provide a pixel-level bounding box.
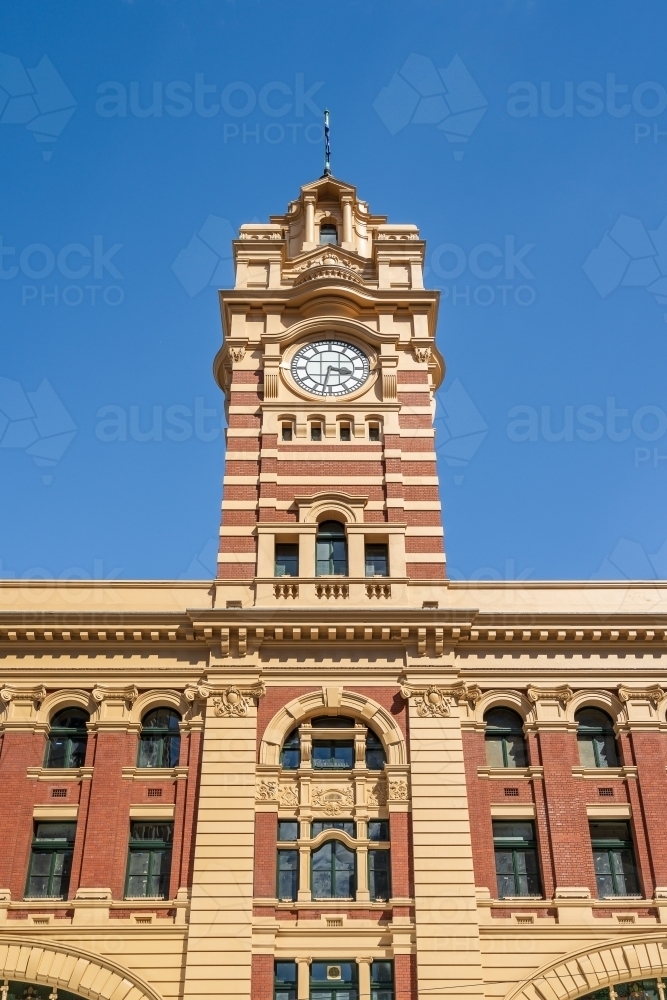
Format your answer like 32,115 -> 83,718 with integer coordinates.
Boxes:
26,766 -> 94,781
122,766 -> 188,780
477,767 -> 544,780
571,766 -> 638,779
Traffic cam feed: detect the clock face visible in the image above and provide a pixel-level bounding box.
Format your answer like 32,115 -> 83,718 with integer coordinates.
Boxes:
291,340 -> 370,397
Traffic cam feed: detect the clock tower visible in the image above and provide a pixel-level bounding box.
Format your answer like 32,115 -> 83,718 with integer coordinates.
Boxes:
213,174 -> 446,608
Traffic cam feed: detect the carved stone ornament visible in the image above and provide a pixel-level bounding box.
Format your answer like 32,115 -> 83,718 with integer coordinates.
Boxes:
229,346 -> 246,363
376,232 -> 419,241
413,347 -> 431,364
278,784 -> 300,808
526,685 -> 573,708
256,780 -> 278,801
0,684 -> 46,707
366,781 -> 387,807
388,779 -> 409,802
311,786 -> 354,816
186,681 -> 265,716
618,684 -> 665,708
293,252 -> 363,287
239,230 -> 281,240
91,684 -> 138,709
400,681 -> 480,717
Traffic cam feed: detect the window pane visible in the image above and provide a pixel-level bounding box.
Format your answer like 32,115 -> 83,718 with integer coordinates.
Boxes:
505,734 -> 527,767
278,821 -> 299,841
142,708 -> 181,730
369,820 -> 389,841
369,850 -> 391,901
45,736 -> 68,768
276,544 -> 299,577
485,736 -> 506,768
596,734 -> 619,767
68,737 -> 87,768
493,821 -> 535,842
312,821 -> 355,836
51,850 -> 73,897
148,848 -> 171,896
34,822 -> 76,843
365,545 -> 388,577
138,735 -> 164,768
616,982 -> 660,1000
578,735 -> 598,768
312,742 -> 354,769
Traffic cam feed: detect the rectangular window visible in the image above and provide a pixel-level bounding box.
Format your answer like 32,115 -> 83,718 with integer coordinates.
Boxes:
368,424 -> 380,442
339,424 -> 351,441
126,821 -> 173,898
365,544 -> 388,577
282,424 -> 293,442
493,821 -> 541,898
278,820 -> 299,841
277,849 -> 299,901
368,820 -> 389,841
26,822 -> 75,899
371,962 -> 394,1000
275,962 -> 297,1000
310,962 -> 358,1000
275,543 -> 299,577
311,424 -> 322,442
590,821 -> 639,897
369,849 -> 391,901
312,820 -> 355,837
312,740 -> 354,769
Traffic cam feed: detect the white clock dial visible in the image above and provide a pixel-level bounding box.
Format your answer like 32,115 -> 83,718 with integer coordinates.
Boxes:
291,340 -> 370,397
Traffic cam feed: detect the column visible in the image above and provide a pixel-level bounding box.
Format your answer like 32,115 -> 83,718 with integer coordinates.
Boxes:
357,957 -> 372,1000
297,958 -> 311,1000
404,682 -> 485,1000
342,197 -> 353,247
182,679 -> 263,1000
304,197 -> 315,247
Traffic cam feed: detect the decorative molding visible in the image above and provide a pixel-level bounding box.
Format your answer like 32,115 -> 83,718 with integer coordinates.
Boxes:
278,784 -> 299,808
92,684 -> 138,709
0,684 -> 46,707
400,681 -> 481,717
618,684 -> 665,708
526,685 -> 573,708
212,682 -> 266,718
366,781 -> 387,806
413,347 -> 431,364
256,779 -> 278,801
229,346 -> 246,362
311,786 -> 354,816
388,779 -> 409,802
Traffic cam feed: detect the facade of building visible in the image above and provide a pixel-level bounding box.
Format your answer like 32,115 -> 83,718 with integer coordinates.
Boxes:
1,175 -> 667,1000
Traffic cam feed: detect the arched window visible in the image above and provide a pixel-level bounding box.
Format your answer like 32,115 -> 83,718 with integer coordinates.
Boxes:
281,728 -> 301,769
45,707 -> 89,769
311,839 -> 356,898
138,708 -> 181,768
319,222 -> 338,245
316,520 -> 348,576
576,707 -> 618,768
484,707 -> 527,768
365,729 -> 386,770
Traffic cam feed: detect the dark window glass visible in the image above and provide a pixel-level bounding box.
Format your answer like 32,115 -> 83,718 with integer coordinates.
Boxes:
312,820 -> 355,837
369,849 -> 391,901
310,962 -> 357,1000
615,982 -> 660,1000
576,708 -> 619,768
126,821 -> 173,898
282,424 -> 293,442
371,961 -> 394,1000
275,962 -> 298,1000
493,821 -> 541,898
26,822 -> 76,899
339,424 -> 351,441
368,425 -> 380,442
277,849 -> 299,901
368,820 -> 389,841
138,708 -> 181,769
275,544 -> 299,577
311,840 -> 356,899
365,544 -> 389,578
45,707 -> 89,769
590,821 -> 639,897
484,708 -> 527,768
365,730 -> 386,770
278,820 -> 299,841
316,520 -> 347,576
281,728 -> 301,769
319,223 -> 338,245
312,740 -> 354,770
311,424 -> 322,441
312,716 -> 355,728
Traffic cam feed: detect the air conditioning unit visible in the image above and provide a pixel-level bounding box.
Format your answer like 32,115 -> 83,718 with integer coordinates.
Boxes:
327,966 -> 342,981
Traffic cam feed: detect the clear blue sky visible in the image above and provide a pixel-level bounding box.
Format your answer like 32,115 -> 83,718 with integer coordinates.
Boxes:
2,0 -> 667,582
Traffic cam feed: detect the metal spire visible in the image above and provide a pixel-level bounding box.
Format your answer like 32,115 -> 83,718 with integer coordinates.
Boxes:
322,109 -> 331,177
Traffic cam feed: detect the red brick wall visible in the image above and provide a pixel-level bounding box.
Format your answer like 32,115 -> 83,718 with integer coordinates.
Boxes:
251,953 -> 273,1000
